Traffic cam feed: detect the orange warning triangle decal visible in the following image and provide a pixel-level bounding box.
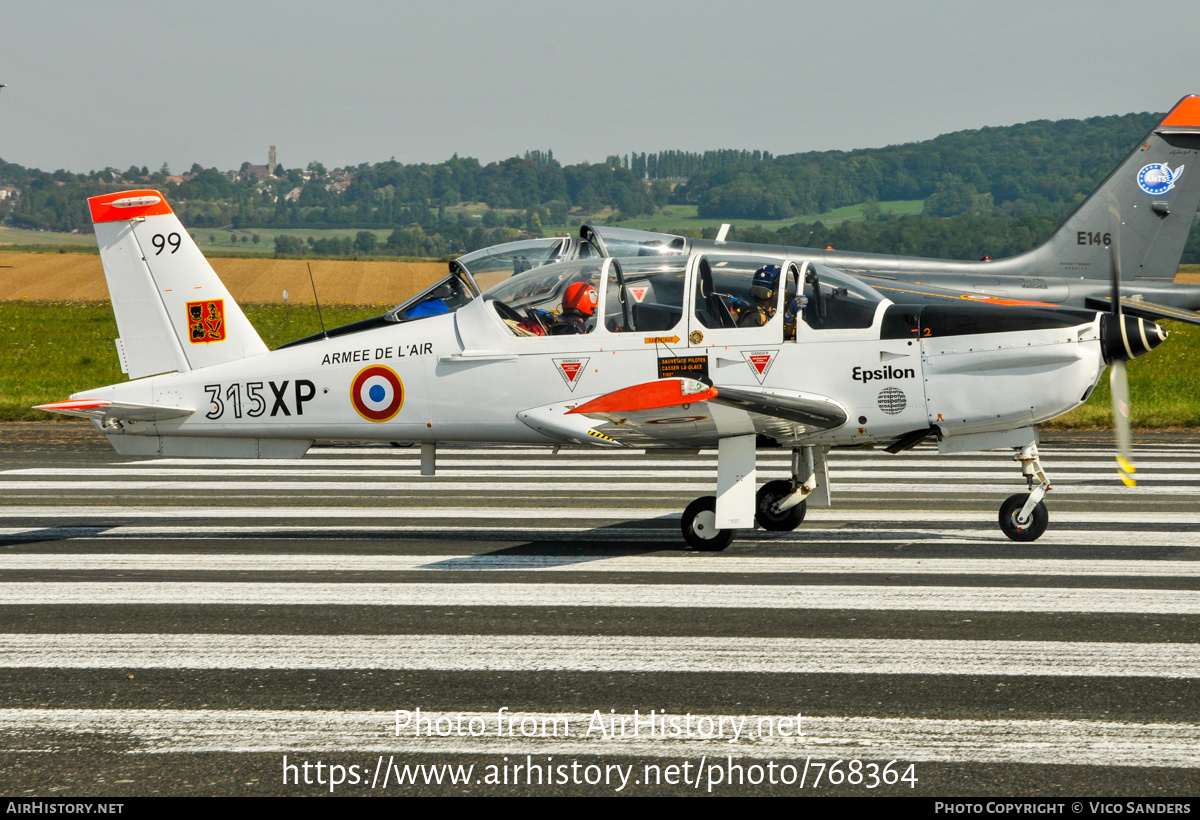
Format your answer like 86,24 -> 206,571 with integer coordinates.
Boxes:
742,350 -> 777,384
553,357 -> 589,391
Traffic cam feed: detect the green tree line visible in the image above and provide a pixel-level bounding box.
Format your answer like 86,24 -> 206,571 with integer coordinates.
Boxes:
6,110 -> 1200,262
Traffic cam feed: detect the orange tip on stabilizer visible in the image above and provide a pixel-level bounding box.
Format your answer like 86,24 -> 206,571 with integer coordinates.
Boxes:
88,190 -> 173,223
33,399 -> 112,413
1159,95 -> 1200,128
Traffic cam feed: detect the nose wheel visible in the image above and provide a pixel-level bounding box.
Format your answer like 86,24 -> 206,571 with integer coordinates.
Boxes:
999,493 -> 1049,541
998,443 -> 1051,542
681,496 -> 734,551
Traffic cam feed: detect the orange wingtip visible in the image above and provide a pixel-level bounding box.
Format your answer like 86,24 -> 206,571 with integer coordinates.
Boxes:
1160,95 -> 1200,128
959,294 -> 1058,307
568,378 -> 717,415
88,190 -> 173,223
34,399 -> 112,412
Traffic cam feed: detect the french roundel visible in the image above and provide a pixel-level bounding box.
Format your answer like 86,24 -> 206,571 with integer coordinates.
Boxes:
351,365 -> 404,422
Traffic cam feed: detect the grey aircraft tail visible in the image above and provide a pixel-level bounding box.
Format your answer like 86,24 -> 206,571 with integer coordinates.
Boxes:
704,95 -> 1200,284
1025,94 -> 1200,281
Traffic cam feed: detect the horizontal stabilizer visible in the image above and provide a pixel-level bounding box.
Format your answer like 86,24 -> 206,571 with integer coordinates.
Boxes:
33,399 -> 194,422
1083,296 -> 1200,327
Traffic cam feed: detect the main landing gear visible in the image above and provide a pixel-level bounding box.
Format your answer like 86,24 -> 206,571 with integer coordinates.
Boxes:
998,443 -> 1050,541
680,445 -> 818,550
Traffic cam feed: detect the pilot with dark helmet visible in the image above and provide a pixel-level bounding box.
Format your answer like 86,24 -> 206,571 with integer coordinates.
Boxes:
738,264 -> 781,327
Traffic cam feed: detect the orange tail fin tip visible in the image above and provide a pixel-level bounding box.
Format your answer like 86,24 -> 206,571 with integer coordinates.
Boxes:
88,189 -> 173,223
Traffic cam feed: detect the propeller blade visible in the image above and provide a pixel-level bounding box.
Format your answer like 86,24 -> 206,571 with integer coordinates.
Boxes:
1110,359 -> 1136,486
1107,201 -> 1136,487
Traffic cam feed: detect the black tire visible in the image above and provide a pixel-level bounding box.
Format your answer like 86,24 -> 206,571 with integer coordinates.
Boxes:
755,480 -> 807,532
998,493 -> 1049,542
681,496 -> 734,551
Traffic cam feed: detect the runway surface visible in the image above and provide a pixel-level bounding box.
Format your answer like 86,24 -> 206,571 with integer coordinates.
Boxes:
1,429 -> 1198,796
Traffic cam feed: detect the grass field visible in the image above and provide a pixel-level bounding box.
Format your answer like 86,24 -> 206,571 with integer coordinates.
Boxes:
190,227 -> 401,257
3,300 -> 1197,427
537,200 -> 926,236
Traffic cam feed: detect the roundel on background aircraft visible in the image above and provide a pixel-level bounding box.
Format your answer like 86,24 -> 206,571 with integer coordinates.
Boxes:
351,365 -> 404,422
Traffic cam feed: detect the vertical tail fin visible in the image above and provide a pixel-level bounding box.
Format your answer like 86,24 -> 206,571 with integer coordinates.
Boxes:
1029,95 -> 1200,280
89,190 -> 268,379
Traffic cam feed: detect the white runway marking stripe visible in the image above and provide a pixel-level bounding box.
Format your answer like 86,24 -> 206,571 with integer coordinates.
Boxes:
9,467 -> 1199,482
93,457 -> 1200,470
2,708 -> 1197,767
6,526 -> 1200,547
4,480 -> 1198,495
302,444 -> 1200,457
1,634 -> 1196,678
1,553 -> 1198,577
4,582 -> 1199,614
8,506 -> 1200,525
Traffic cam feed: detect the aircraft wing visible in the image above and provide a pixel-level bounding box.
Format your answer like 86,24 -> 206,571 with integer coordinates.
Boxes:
33,399 -> 195,422
861,277 -> 1059,309
1083,296 -> 1200,327
865,276 -> 1200,326
565,378 -> 847,448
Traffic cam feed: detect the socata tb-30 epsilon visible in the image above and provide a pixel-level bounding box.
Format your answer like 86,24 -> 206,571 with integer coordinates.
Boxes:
36,190 -> 1165,548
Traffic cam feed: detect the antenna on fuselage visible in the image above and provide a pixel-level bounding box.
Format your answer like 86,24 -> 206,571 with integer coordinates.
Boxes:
306,261 -> 328,338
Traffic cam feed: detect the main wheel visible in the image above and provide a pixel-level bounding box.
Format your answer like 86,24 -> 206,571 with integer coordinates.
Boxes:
998,493 -> 1049,542
681,496 -> 734,551
755,480 -> 807,532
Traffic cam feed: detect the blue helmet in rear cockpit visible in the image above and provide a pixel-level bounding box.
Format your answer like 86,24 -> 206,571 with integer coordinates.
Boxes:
751,264 -> 781,301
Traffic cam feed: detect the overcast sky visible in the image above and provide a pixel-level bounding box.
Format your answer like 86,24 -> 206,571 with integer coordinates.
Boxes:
3,0 -> 1200,174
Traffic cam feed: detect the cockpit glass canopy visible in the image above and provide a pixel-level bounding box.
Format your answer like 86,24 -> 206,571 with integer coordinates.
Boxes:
605,258 -> 688,333
384,270 -> 476,323
693,255 -> 790,330
588,226 -> 686,258
484,259 -> 606,337
454,237 -> 572,291
801,263 -> 885,330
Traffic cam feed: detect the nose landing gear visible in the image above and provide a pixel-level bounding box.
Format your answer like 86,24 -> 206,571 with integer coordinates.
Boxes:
998,443 -> 1050,541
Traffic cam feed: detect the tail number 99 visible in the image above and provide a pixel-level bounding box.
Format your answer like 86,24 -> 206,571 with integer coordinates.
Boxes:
152,232 -> 182,255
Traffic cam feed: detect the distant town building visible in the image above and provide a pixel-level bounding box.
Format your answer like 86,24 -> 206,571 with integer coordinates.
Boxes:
242,146 -> 279,180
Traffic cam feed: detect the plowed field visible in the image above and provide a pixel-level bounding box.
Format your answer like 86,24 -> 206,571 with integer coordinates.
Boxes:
0,252 -> 446,305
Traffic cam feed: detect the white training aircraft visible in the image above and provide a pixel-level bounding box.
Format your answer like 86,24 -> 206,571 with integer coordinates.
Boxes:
36,191 -> 1165,548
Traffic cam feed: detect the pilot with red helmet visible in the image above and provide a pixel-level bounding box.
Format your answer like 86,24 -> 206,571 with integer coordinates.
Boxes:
552,281 -> 598,335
